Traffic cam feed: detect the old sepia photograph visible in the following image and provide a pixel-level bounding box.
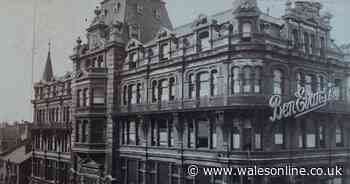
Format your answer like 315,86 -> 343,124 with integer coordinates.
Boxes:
0,0 -> 350,183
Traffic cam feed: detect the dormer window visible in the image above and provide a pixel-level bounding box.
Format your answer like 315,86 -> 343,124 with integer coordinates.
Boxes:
198,31 -> 210,52
160,43 -> 170,60
242,22 -> 252,40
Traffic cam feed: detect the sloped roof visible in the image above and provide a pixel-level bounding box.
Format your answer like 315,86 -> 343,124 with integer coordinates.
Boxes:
1,145 -> 31,164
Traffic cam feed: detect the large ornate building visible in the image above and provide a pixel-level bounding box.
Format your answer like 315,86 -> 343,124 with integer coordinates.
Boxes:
30,0 -> 350,184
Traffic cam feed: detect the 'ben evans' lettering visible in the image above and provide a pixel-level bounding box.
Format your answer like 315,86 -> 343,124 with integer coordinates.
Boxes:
269,87 -> 336,122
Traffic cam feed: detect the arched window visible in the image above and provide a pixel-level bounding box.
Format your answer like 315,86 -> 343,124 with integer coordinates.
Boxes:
159,79 -> 169,102
169,77 -> 175,101
254,67 -> 262,93
188,74 -> 195,99
336,124 -> 343,147
152,81 -> 158,103
273,69 -> 283,95
123,85 -> 128,105
137,83 -> 142,104
160,42 -> 170,60
242,22 -> 252,39
198,72 -> 210,97
232,67 -> 241,94
243,66 -> 252,93
198,31 -> 210,51
210,70 -> 218,96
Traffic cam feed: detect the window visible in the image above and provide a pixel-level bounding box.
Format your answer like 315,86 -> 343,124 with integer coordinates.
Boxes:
243,66 -> 252,93
318,124 -> 325,148
77,89 -> 82,107
292,29 -> 299,48
128,85 -> 137,104
274,123 -> 284,147
159,120 -> 168,147
152,81 -> 158,103
169,78 -> 175,101
254,67 -> 262,93
188,120 -> 195,148
82,121 -> 87,143
310,34 -> 316,54
303,32 -> 309,53
198,31 -> 210,51
336,124 -> 343,147
160,43 -> 170,60
83,88 -> 89,107
320,36 -> 325,56
129,52 -> 137,69
317,75 -> 325,91
334,79 -> 342,100
297,72 -> 304,91
231,124 -> 240,150
188,74 -> 195,99
242,121 -> 252,151
154,9 -> 161,20
137,83 -> 142,104
93,88 -> 105,104
305,122 -> 316,148
255,133 -> 262,150
123,85 -> 128,105
159,79 -> 169,102
242,22 -> 252,39
232,67 -> 241,94
211,121 -> 217,149
273,69 -> 283,95
305,75 -> 313,94
210,70 -> 218,96
198,72 -> 210,97
136,4 -> 143,14
128,121 -> 137,145
197,120 -> 209,148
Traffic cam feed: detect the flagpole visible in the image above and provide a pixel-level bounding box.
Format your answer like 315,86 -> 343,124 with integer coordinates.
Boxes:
31,0 -> 37,121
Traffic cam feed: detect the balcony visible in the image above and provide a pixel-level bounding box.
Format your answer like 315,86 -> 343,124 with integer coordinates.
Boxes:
31,122 -> 72,130
73,142 -> 106,153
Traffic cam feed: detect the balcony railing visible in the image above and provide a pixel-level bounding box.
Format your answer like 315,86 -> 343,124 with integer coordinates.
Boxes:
32,122 -> 72,130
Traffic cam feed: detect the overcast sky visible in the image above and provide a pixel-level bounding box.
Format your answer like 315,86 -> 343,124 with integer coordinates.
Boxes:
0,0 -> 348,122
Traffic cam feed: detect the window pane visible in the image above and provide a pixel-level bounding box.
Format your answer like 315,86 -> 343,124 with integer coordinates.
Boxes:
274,134 -> 283,145
243,67 -> 251,93
159,120 -> 168,146
129,121 -> 136,145
242,23 -> 252,38
255,134 -> 261,149
93,88 -> 105,104
232,67 -> 240,94
199,73 -> 210,97
306,134 -> 316,148
198,31 -> 210,51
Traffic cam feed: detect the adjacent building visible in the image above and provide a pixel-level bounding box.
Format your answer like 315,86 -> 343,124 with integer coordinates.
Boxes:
30,47 -> 72,184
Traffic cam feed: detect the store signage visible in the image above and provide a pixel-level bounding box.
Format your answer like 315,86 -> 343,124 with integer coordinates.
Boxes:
269,87 -> 336,122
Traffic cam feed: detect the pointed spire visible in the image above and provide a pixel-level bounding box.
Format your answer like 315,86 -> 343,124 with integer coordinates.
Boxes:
42,41 -> 54,82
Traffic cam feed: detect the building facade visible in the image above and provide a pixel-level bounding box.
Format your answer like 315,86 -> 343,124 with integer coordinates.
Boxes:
30,48 -> 72,184
30,0 -> 350,184
111,0 -> 350,184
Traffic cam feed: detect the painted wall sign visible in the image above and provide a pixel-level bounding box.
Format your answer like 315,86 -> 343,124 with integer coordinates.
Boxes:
269,87 -> 336,122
